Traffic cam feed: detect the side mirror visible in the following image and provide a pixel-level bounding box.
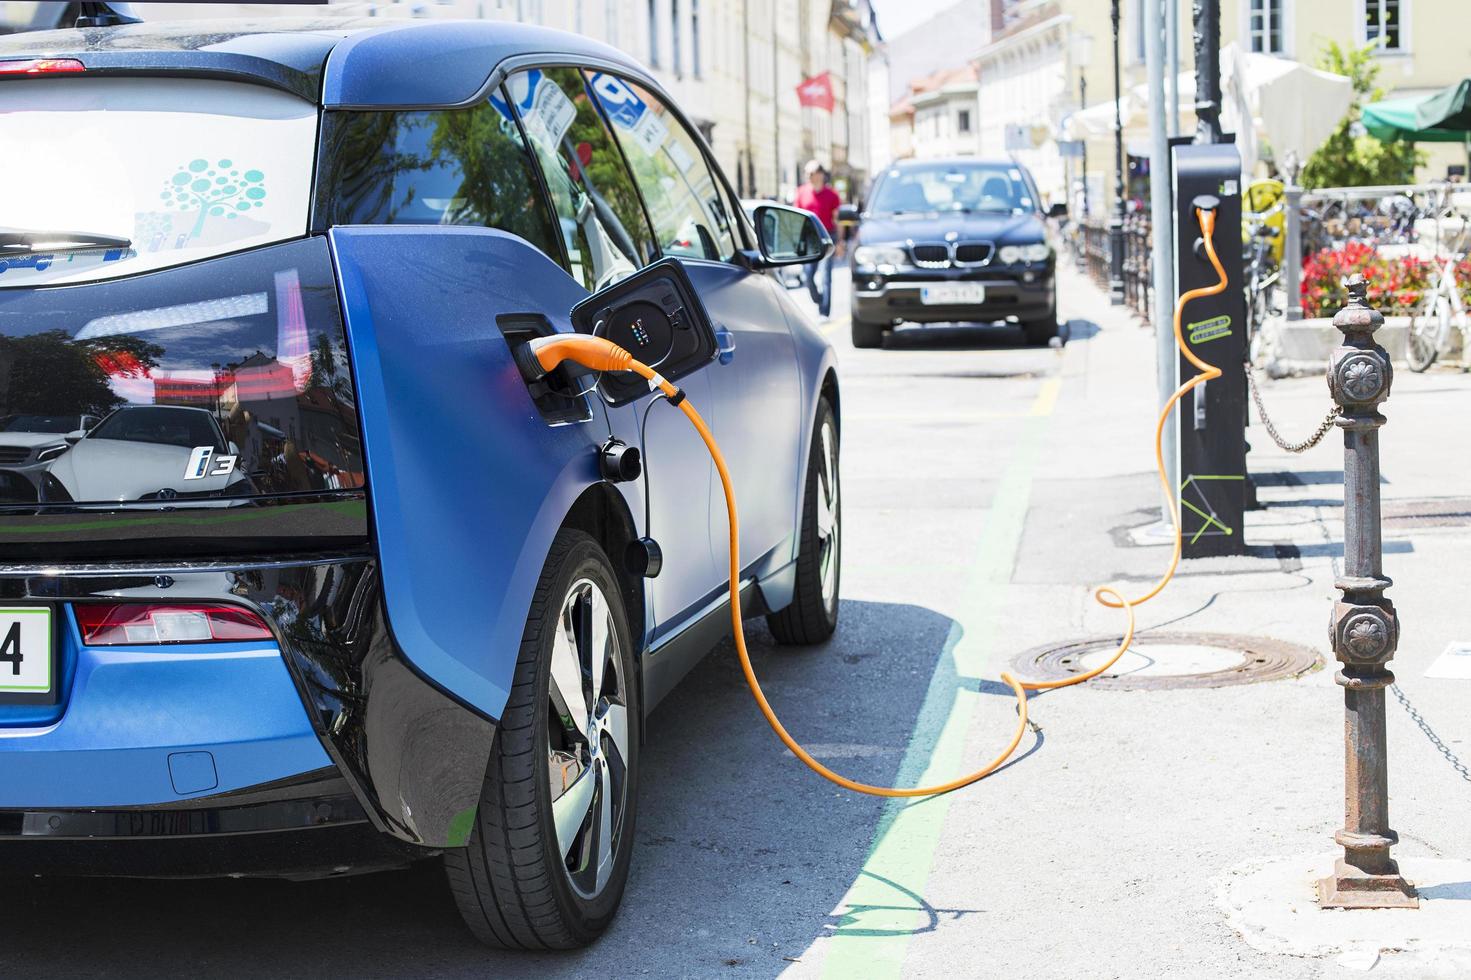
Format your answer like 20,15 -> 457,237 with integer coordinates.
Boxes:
837,204 -> 860,224
227,441 -> 241,457
1046,202 -> 1069,219
752,204 -> 833,267
570,258 -> 719,407
64,429 -> 86,444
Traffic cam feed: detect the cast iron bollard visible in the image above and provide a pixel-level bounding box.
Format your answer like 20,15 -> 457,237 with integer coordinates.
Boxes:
1319,274 -> 1418,909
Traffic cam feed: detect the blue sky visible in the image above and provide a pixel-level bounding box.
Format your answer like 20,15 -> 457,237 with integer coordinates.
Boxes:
869,0 -> 960,41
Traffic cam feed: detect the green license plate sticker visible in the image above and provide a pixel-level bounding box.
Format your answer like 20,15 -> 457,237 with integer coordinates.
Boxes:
0,607 -> 53,694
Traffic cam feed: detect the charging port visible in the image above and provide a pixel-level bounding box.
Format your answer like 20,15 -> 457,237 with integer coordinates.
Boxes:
500,314 -> 594,425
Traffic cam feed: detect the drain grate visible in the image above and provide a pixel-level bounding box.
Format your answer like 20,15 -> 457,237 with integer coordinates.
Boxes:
1012,631 -> 1323,691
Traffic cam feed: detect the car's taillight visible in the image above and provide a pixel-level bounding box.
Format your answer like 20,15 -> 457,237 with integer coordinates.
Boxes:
74,603 -> 273,646
0,59 -> 86,75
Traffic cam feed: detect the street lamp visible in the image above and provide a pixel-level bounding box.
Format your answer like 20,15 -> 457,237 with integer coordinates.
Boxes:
1108,0 -> 1126,305
1072,31 -> 1093,219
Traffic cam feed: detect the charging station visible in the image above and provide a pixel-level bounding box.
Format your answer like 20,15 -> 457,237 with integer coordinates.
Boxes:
1170,139 -> 1247,558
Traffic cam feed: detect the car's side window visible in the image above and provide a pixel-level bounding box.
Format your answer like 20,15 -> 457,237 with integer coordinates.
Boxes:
584,73 -> 737,263
322,102 -> 562,262
508,68 -> 657,291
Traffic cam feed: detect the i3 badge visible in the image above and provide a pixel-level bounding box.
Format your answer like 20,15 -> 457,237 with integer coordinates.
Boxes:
184,446 -> 239,480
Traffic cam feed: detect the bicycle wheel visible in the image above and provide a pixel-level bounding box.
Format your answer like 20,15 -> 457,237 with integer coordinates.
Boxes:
1407,297 -> 1446,373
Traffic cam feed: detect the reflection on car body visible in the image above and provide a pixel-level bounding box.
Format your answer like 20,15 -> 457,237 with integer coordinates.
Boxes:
45,404 -> 250,504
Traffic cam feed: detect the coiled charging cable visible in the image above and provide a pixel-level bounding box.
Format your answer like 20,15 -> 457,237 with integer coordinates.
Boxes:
525,202 -> 1227,798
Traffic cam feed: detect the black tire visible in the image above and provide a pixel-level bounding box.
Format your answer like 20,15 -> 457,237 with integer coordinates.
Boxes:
851,317 -> 885,349
1023,316 -> 1059,346
446,529 -> 639,950
768,400 -> 841,644
1406,305 -> 1441,373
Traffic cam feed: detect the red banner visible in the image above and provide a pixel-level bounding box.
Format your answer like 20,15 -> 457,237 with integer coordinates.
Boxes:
796,72 -> 835,112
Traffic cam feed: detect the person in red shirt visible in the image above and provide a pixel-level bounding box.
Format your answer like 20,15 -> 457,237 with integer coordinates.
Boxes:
794,160 -> 841,319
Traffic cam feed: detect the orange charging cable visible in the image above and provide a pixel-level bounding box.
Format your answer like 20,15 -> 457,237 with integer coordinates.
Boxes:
528,206 -> 1227,797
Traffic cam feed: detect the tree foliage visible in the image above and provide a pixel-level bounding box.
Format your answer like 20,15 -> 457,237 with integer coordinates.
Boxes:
1301,41 -> 1425,189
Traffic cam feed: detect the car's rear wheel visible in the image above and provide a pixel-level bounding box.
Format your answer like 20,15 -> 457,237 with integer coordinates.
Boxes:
851,317 -> 885,349
768,399 -> 840,645
446,529 -> 638,950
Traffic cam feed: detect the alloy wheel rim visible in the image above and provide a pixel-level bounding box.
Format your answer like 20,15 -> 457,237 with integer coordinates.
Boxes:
815,419 -> 840,610
546,577 -> 629,899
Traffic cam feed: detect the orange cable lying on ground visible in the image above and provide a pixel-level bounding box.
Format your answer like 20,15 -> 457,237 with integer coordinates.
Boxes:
528,202 -> 1228,797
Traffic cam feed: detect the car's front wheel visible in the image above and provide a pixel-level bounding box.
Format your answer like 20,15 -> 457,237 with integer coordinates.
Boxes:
851,317 -> 885,349
1022,315 -> 1059,346
446,529 -> 639,950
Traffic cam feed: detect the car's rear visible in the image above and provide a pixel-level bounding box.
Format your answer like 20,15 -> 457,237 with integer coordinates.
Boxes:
0,50 -> 420,877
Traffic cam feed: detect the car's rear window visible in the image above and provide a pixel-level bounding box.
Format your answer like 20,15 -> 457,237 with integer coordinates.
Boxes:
0,77 -> 316,288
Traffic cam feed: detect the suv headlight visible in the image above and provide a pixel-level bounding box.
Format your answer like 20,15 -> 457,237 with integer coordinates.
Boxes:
853,245 -> 907,270
998,243 -> 1052,264
36,443 -> 68,463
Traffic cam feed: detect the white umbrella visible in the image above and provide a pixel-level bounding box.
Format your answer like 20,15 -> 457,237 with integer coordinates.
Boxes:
1222,43 -> 1354,174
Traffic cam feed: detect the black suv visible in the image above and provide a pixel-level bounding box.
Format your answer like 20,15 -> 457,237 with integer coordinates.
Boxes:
844,157 -> 1064,348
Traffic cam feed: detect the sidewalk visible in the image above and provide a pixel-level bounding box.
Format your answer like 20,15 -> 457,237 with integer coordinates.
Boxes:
793,263 -> 1471,978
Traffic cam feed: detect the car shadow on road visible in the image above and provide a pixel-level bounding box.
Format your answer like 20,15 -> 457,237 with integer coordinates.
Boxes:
0,599 -> 989,978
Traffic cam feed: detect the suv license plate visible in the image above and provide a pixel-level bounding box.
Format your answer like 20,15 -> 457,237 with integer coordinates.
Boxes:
920,283 -> 986,305
0,606 -> 54,702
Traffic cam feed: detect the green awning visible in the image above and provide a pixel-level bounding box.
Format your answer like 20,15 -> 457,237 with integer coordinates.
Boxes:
1364,79 -> 1471,142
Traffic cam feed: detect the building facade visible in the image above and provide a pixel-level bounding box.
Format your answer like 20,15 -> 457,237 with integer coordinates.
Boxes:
126,0 -> 880,202
967,0 -> 1469,208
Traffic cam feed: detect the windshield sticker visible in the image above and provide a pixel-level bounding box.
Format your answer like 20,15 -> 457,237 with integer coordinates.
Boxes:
184,445 -> 238,481
159,159 -> 268,241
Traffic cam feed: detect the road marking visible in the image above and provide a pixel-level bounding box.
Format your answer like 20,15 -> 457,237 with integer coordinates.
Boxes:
814,373 -> 1060,978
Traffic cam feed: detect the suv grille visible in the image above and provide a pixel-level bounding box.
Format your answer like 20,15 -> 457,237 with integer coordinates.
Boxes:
0,446 -> 32,466
910,243 -> 950,268
954,242 -> 994,265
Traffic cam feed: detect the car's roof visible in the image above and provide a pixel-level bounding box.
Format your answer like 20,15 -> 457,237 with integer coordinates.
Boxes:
0,18 -> 651,108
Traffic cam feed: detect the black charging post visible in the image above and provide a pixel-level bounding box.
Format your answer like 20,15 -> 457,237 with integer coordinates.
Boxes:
1166,0 -> 1247,558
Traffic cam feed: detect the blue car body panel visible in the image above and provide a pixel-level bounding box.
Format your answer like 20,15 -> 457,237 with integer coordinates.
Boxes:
322,21 -> 646,109
0,611 -> 328,808
331,226 -> 620,722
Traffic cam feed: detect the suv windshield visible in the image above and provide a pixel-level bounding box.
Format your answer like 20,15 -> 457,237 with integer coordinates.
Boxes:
0,77 -> 316,288
870,163 -> 1036,216
89,406 -> 224,451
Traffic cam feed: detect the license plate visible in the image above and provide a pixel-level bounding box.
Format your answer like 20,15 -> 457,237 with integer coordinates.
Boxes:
0,606 -> 54,703
920,283 -> 986,305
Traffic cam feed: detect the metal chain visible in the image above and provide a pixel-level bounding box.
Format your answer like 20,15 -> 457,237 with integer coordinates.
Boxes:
1390,683 -> 1471,785
1244,360 -> 1341,453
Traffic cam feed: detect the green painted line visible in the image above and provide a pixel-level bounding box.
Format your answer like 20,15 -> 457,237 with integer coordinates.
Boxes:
819,397 -> 1056,978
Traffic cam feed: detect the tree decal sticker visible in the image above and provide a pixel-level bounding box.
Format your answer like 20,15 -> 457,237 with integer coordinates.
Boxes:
160,158 -> 267,239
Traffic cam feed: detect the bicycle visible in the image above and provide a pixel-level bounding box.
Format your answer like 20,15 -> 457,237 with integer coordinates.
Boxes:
1406,245 -> 1470,372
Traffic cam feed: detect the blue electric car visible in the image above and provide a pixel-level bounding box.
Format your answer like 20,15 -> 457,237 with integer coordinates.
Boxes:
0,18 -> 841,949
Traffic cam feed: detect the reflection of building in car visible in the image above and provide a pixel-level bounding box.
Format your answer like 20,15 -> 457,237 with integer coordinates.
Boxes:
0,413 -> 99,501
43,405 -> 248,503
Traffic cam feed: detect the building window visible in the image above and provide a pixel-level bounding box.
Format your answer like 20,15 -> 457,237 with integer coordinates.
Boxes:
957,108 -> 971,134
648,0 -> 660,67
691,0 -> 702,78
1362,0 -> 1405,51
672,0 -> 682,76
1248,0 -> 1286,54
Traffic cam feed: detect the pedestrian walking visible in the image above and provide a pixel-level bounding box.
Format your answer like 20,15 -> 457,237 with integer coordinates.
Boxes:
794,159 -> 841,320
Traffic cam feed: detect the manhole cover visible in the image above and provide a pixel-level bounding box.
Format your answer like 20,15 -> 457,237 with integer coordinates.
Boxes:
1011,631 -> 1323,690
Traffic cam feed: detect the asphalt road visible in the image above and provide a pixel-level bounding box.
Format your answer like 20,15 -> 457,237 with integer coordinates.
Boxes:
8,261 -> 1470,978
